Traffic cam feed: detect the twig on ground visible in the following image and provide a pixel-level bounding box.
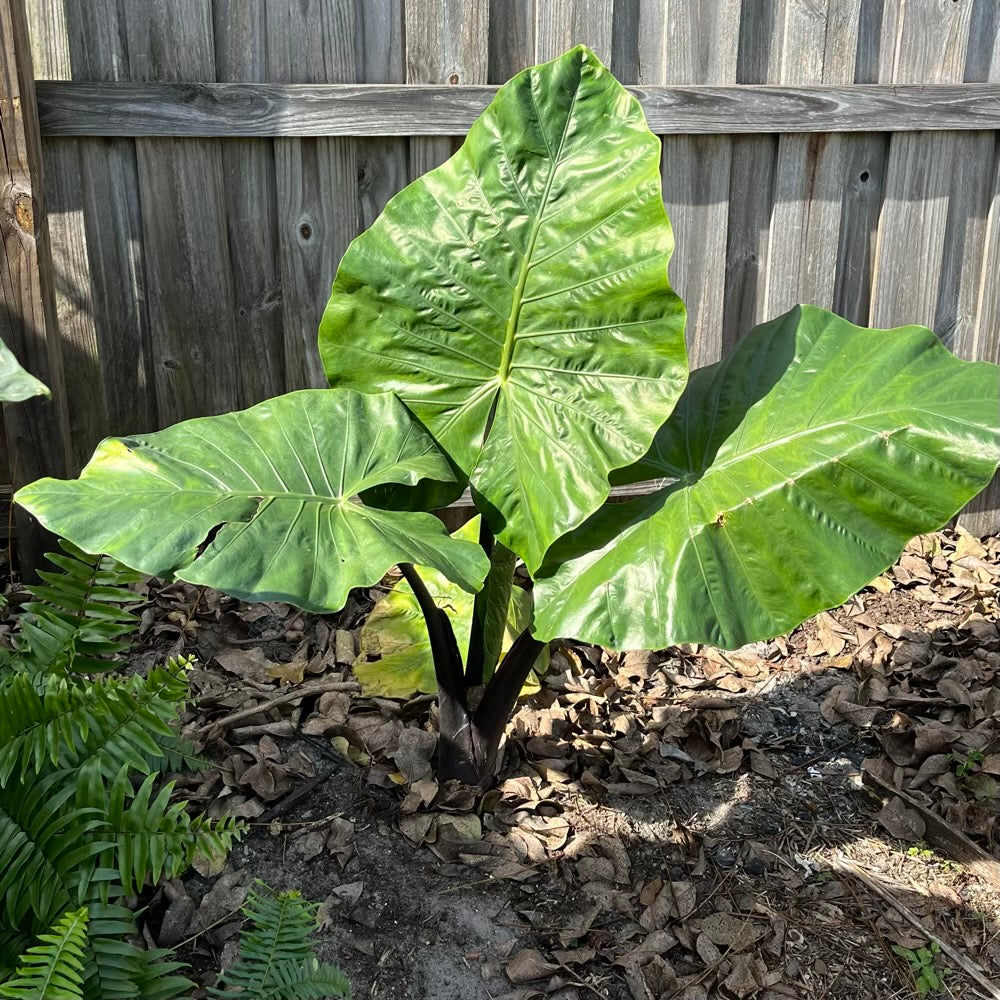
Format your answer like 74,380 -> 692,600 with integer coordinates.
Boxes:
258,761 -> 342,823
862,766 -> 1000,894
197,678 -> 359,735
828,852 -> 1000,1000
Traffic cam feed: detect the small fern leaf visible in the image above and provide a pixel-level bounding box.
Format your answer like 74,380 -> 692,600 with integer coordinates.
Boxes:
258,958 -> 351,999
16,543 -> 142,676
209,886 -> 345,999
0,907 -> 88,1000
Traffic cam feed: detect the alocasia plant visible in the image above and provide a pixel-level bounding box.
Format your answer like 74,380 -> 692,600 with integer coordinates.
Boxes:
15,47 -> 1000,786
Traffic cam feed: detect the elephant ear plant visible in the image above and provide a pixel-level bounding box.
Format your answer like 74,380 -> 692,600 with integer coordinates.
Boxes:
16,47 -> 1000,786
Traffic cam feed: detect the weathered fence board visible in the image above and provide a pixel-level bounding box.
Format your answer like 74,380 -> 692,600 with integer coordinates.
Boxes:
1,0 -> 69,573
20,0 -> 1000,536
214,0 -> 286,404
645,0 -> 740,370
763,0 -> 862,319
269,0 -> 359,392
29,0 -> 157,469
127,3 -> 245,426
870,0 -> 973,334
33,80 -> 1000,136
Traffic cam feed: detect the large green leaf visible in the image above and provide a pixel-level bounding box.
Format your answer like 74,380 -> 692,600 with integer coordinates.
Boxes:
15,390 -> 488,612
0,339 -> 49,403
533,306 -> 1000,650
319,46 -> 687,572
354,519 -> 547,698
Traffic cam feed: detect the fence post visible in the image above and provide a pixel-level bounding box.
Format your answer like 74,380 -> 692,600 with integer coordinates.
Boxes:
0,0 -> 71,576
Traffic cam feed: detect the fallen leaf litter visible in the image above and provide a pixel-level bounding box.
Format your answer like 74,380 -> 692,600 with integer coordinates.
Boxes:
129,529 -> 1000,999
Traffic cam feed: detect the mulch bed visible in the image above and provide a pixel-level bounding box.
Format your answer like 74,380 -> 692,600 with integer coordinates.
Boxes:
130,528 -> 999,1000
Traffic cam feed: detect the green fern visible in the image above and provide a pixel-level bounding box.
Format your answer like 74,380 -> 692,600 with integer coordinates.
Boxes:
209,886 -> 350,999
0,663 -> 188,785
101,768 -> 241,896
0,908 -> 88,1000
15,541 -> 142,676
0,543 -> 243,999
0,772 -> 111,928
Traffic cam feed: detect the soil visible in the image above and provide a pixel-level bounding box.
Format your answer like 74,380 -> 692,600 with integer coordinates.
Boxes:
128,529 -> 999,1000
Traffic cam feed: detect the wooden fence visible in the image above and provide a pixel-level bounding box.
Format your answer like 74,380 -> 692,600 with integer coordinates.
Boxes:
6,0 -> 1000,566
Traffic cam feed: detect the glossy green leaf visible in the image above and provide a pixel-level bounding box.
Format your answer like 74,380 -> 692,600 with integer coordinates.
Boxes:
15,390 -> 489,612
319,45 -> 687,572
354,518 -> 546,698
533,306 -> 1000,650
0,339 -> 49,403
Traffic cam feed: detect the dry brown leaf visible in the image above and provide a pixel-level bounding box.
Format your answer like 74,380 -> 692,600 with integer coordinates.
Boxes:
264,660 -> 307,685
398,812 -> 435,845
640,880 -> 696,930
876,796 -> 926,841
723,954 -> 763,998
393,727 -> 438,782
696,911 -> 763,951
505,949 -> 559,984
694,931 -> 723,966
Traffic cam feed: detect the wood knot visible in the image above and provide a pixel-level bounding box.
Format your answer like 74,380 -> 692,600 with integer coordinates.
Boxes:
14,193 -> 33,233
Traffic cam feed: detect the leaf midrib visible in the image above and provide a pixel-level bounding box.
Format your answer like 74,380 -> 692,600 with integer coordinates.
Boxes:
495,74 -> 581,389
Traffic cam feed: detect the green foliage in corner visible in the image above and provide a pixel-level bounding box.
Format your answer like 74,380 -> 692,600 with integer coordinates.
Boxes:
0,543 -> 241,999
0,908 -> 88,1000
210,885 -> 349,999
0,339 -> 49,404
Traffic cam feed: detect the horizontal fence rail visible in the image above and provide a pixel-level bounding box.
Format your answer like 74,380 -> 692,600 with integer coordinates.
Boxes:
35,81 -> 1000,137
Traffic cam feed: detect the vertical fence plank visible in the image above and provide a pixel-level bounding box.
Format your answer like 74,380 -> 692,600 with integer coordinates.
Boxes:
355,0 -> 408,227
957,0 -> 1000,534
488,0 -> 534,79
213,1 -> 285,403
269,0 -> 358,391
831,0 -> 889,326
29,0 -> 156,467
870,0 -> 973,333
1,0 -> 70,572
763,0 -> 862,318
405,0 -> 489,179
126,2 -> 242,425
722,0 -> 778,354
535,0 -> 613,62
651,0 -> 740,369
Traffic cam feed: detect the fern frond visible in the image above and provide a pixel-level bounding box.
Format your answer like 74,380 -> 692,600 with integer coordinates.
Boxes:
0,907 -> 88,999
101,770 -> 242,896
0,663 -> 190,785
80,902 -> 192,1000
209,886 -> 349,999
16,542 -> 142,676
0,773 -> 112,927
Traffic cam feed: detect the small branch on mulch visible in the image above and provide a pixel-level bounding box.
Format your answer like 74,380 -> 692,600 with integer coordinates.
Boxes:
197,679 -> 359,736
258,761 -> 342,824
862,766 -> 1000,894
828,852 -> 1000,1000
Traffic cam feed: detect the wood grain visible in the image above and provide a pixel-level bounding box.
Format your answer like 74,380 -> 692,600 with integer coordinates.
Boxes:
33,80 -> 1000,136
213,0 -> 285,404
126,3 -> 243,426
0,0 -> 70,572
723,0 -> 778,351
870,0 -> 973,333
404,0 -> 488,177
763,0 -> 862,319
355,1 -> 408,227
28,0 -> 156,469
268,0 -> 359,391
654,0 -> 740,369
